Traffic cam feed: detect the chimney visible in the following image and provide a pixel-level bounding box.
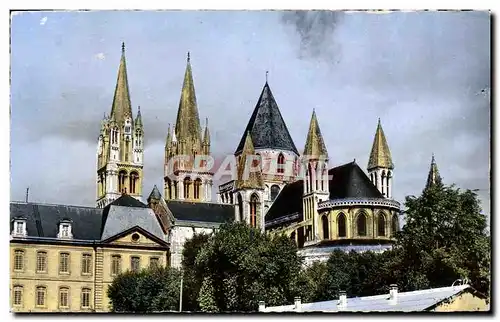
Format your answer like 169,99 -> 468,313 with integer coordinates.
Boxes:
338,291 -> 347,309
294,297 -> 302,312
258,301 -> 265,312
389,284 -> 398,304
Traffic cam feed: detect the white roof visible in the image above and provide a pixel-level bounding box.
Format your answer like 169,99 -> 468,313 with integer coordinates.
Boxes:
262,284 -> 471,312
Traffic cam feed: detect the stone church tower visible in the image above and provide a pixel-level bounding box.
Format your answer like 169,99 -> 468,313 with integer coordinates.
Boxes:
96,43 -> 144,208
164,53 -> 213,202
367,119 -> 394,199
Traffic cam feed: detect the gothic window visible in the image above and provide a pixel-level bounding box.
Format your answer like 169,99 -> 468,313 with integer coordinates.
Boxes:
392,215 -> 399,235
378,213 -> 386,237
118,170 -> 127,194
381,171 -> 386,196
250,194 -> 259,228
237,193 -> 243,222
129,171 -> 139,194
321,167 -> 326,191
357,213 -> 367,237
277,153 -> 285,174
337,213 -> 347,237
125,139 -> 130,162
166,178 -> 172,200
194,178 -> 202,199
173,181 -> 178,199
270,185 -> 280,202
230,193 -> 233,204
315,163 -> 319,191
184,177 -> 192,199
308,163 -> 313,193
322,215 -> 329,239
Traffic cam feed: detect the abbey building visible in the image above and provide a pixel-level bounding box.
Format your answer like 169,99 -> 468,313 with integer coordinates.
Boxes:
11,44 -> 440,312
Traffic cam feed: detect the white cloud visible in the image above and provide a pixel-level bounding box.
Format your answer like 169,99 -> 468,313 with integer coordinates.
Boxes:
94,52 -> 106,60
40,17 -> 48,26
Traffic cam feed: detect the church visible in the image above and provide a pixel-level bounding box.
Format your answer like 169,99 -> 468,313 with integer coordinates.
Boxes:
10,43 -> 442,311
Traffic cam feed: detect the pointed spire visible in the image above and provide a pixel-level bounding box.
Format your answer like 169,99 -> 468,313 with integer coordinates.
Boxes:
368,119 -> 394,170
425,153 -> 442,189
109,42 -> 133,125
175,52 -> 202,154
303,109 -> 328,159
236,132 -> 263,190
134,106 -> 143,127
165,123 -> 172,148
203,117 -> 210,146
148,185 -> 162,202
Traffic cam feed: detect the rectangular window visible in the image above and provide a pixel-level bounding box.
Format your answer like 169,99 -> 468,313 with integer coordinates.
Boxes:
81,254 -> 92,275
149,257 -> 159,268
15,222 -> 24,234
36,251 -> 47,273
61,224 -> 70,237
59,288 -> 69,308
14,250 -> 24,271
131,256 -> 140,272
111,255 -> 121,276
13,286 -> 23,306
36,286 -> 46,307
81,288 -> 91,309
59,253 -> 70,273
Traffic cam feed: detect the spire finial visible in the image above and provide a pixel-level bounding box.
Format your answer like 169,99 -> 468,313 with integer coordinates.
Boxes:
121,42 -> 125,53
378,117 -> 381,124
138,105 -> 141,112
206,117 -> 208,127
265,70 -> 268,83
187,51 -> 190,62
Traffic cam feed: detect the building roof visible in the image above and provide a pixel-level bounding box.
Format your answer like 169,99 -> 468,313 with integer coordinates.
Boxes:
235,82 -> 298,155
262,284 -> 483,312
265,180 -> 304,223
10,194 -> 164,243
303,110 -> 328,159
328,161 -> 383,199
367,119 -> 394,170
235,132 -> 264,190
165,201 -> 234,225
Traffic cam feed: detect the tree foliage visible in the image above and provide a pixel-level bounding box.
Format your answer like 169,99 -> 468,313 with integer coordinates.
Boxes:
107,266 -> 181,312
191,222 -> 303,312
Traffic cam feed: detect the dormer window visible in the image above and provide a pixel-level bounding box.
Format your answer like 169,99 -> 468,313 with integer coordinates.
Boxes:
12,218 -> 27,237
57,220 -> 73,239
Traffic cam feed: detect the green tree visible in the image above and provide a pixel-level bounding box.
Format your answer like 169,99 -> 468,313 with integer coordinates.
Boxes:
181,232 -> 210,312
193,222 -> 303,312
395,183 -> 490,294
107,266 -> 181,312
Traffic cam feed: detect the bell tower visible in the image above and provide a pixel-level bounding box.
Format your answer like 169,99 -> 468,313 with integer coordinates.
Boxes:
96,43 -> 144,208
367,119 -> 394,199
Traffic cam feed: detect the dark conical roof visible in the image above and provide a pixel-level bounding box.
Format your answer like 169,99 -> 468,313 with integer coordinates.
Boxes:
148,185 -> 162,201
328,161 -> 383,199
235,82 -> 298,155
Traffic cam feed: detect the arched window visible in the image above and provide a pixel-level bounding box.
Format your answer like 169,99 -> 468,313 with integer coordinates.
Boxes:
378,213 -> 386,236
237,194 -> 243,222
184,177 -> 192,199
270,185 -> 280,202
337,213 -> 346,237
322,215 -> 329,239
118,170 -> 127,194
172,181 -> 177,199
357,213 -> 367,236
194,178 -> 202,199
381,171 -> 386,196
277,153 -> 285,174
250,194 -> 259,228
321,167 -> 327,191
290,231 -> 296,242
166,178 -> 172,200
307,163 -> 313,192
315,163 -> 319,191
305,167 -> 310,193
129,171 -> 139,194
387,171 -> 392,197
125,138 -> 130,162
230,193 -> 233,204
392,215 -> 399,235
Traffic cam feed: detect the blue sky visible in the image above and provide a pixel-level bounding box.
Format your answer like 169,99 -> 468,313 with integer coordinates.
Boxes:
10,10 -> 490,218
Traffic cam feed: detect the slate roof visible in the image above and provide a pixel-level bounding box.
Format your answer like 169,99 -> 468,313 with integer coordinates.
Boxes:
235,82 -> 299,155
328,161 -> 383,199
265,180 -> 304,223
10,194 -> 164,243
265,162 -> 382,225
166,201 -> 234,224
261,284 -> 485,312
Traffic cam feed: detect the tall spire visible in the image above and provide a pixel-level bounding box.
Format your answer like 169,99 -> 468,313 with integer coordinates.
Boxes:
134,106 -> 142,127
425,153 -> 442,189
236,132 -> 263,190
165,123 -> 172,148
174,52 -> 202,153
368,119 -> 394,170
109,42 -> 133,125
303,109 -> 328,159
203,117 -> 210,147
